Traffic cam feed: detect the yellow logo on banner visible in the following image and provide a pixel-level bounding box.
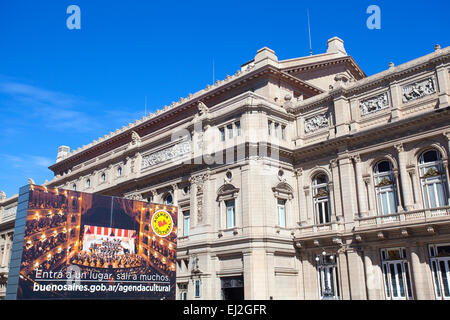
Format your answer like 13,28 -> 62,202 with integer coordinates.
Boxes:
151,210 -> 173,237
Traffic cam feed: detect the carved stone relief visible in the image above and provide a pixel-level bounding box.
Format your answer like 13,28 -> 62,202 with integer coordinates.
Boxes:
360,92 -> 389,115
402,78 -> 435,103
304,113 -> 329,133
141,142 -> 191,169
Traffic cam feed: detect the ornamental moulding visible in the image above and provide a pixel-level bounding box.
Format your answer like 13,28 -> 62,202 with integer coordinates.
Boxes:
304,113 -> 329,134
141,141 -> 191,169
402,78 -> 435,103
359,92 -> 389,115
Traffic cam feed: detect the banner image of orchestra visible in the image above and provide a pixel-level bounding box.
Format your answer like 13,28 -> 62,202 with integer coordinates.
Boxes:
15,185 -> 177,300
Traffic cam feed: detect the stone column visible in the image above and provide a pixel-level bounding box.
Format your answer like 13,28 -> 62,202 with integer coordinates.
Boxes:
407,243 -> 435,300
338,154 -> 359,223
443,132 -> 450,202
0,234 -> 5,267
243,249 -> 270,300
303,186 -> 312,224
363,175 -> 376,215
330,159 -> 343,219
337,247 -> 351,300
2,234 -> 11,267
363,247 -> 384,300
333,95 -> 351,137
407,166 -> 420,207
389,81 -> 401,121
353,154 -> 369,217
436,62 -> 449,108
394,169 -> 405,211
189,177 -> 198,228
295,251 -> 305,300
395,143 -> 414,211
346,247 -> 367,300
302,251 -> 319,299
295,168 -> 307,225
266,250 -> 276,299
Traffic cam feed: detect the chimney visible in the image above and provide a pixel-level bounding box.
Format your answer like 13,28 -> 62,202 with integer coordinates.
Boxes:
56,145 -> 70,163
326,37 -> 346,55
254,47 -> 278,66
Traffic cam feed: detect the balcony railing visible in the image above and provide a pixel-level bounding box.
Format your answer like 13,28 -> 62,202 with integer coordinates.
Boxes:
355,206 -> 450,228
296,221 -> 341,235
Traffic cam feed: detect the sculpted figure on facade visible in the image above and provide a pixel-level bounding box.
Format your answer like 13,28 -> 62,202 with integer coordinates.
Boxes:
304,113 -> 329,133
360,92 -> 389,115
141,142 -> 191,169
402,78 -> 435,103
130,131 -> 141,147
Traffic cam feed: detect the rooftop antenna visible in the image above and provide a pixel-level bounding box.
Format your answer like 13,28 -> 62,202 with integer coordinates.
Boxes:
212,59 -> 215,84
307,8 -> 312,56
145,96 -> 147,115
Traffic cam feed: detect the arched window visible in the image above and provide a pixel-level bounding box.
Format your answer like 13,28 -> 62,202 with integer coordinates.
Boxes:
86,179 -> 91,188
418,149 -> 448,208
101,173 -> 106,182
312,173 -> 331,224
163,193 -> 173,205
72,184 -> 77,191
117,167 -> 122,177
373,160 -> 398,215
217,184 -> 240,230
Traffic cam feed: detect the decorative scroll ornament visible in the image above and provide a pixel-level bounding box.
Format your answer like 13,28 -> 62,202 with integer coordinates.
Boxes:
141,141 -> 191,169
304,114 -> 329,133
125,193 -> 143,201
360,92 -> 389,115
375,177 -> 393,187
313,188 -> 329,198
197,101 -> 208,116
130,131 -> 141,146
421,167 -> 441,178
402,78 -> 435,103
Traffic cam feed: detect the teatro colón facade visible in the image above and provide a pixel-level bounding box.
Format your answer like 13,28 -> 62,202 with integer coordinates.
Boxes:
1,37 -> 450,300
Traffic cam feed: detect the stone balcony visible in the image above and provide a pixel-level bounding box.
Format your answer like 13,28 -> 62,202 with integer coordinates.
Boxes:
354,206 -> 450,230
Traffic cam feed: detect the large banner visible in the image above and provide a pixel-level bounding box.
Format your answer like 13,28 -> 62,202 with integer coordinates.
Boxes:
8,185 -> 177,300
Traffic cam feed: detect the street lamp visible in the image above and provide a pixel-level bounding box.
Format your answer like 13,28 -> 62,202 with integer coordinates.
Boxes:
317,250 -> 335,300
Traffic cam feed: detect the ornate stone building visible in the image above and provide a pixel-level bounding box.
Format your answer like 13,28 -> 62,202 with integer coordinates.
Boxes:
1,37 -> 449,300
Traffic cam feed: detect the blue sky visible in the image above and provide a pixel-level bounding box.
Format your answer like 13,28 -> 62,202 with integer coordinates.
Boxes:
0,0 -> 449,197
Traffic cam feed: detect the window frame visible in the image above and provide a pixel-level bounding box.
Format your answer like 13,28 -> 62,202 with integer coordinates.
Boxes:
418,149 -> 448,209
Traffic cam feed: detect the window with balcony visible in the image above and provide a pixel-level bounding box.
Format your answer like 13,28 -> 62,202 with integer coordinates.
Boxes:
235,121 -> 241,136
312,174 -> 331,224
429,244 -> 450,300
315,253 -> 339,300
226,199 -> 236,228
418,149 -> 448,209
373,160 -> 399,215
163,193 -> 173,205
380,248 -> 413,300
277,199 -> 286,227
183,211 -> 190,237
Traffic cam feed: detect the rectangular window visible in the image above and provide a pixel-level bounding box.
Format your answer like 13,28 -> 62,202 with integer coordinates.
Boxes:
220,128 -> 225,141
225,199 -> 236,228
227,124 -> 233,139
235,121 -> 241,136
274,123 -> 279,138
183,211 -> 190,237
277,199 -> 286,227
178,283 -> 188,300
268,121 -> 272,136
380,248 -> 413,300
195,279 -> 201,298
281,125 -> 286,140
429,244 -> 450,299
